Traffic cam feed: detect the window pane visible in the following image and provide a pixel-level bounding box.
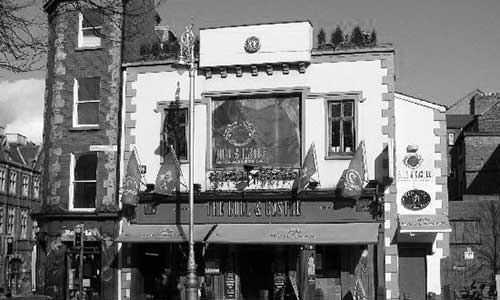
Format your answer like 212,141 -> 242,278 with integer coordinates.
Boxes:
165,108 -> 187,160
330,103 -> 341,118
82,10 -> 103,28
343,120 -> 354,152
74,182 -> 96,208
78,77 -> 100,100
77,102 -> 99,125
75,153 -> 97,180
343,102 -> 353,117
330,120 -> 340,153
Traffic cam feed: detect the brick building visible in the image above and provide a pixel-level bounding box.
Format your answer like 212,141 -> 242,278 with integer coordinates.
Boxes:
35,1 -> 159,300
0,127 -> 42,295
443,91 -> 500,297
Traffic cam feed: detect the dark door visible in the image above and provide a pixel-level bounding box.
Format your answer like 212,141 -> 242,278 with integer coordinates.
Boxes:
399,247 -> 427,300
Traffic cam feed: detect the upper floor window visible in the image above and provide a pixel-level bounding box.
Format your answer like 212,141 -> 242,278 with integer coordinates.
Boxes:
327,100 -> 355,156
32,220 -> 38,241
7,207 -> 15,236
211,94 -> 301,168
9,172 -> 17,195
74,77 -> 100,127
70,152 -> 97,210
0,207 -> 4,235
20,209 -> 28,240
78,10 -> 102,48
33,176 -> 40,199
0,168 -> 6,192
22,175 -> 29,197
162,106 -> 188,161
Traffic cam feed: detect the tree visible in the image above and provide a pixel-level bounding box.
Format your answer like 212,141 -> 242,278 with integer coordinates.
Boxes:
0,0 -> 163,72
350,26 -> 364,47
317,28 -> 326,48
369,29 -> 377,45
475,201 -> 500,282
331,26 -> 344,47
0,0 -> 46,72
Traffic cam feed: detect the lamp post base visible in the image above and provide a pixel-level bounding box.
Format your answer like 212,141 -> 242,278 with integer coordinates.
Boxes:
185,269 -> 199,300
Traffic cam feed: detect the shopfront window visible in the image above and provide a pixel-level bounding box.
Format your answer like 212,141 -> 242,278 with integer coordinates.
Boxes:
212,94 -> 300,168
67,244 -> 101,300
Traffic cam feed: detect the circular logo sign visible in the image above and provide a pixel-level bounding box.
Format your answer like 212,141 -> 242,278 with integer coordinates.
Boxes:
223,121 -> 257,147
401,189 -> 431,210
403,153 -> 423,169
244,36 -> 261,53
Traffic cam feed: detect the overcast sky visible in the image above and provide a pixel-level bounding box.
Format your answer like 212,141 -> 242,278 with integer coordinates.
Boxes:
1,0 -> 500,142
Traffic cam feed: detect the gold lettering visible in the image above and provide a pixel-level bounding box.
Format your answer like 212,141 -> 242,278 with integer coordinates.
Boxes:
255,202 -> 262,216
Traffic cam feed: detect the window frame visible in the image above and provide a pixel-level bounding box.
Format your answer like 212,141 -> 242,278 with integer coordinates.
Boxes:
20,209 -> 28,240
324,93 -> 361,159
0,168 -> 6,192
73,77 -> 101,127
33,176 -> 40,199
7,207 -> 15,236
9,171 -> 17,195
69,152 -> 98,212
78,11 -> 102,48
0,207 -> 4,235
22,175 -> 29,197
157,101 -> 190,163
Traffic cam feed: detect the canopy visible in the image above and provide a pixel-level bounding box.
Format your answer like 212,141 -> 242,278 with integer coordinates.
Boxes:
115,224 -> 215,243
399,214 -> 452,233
206,223 -> 380,244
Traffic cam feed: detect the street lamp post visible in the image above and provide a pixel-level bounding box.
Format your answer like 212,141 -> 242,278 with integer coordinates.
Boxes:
179,24 -> 199,300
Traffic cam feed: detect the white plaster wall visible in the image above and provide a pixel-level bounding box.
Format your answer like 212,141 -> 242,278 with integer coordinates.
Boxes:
199,22 -> 313,67
394,96 -> 443,215
427,233 -> 444,294
128,59 -> 388,189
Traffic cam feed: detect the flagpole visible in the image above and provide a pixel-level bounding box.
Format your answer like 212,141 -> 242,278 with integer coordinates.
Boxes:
179,23 -> 198,300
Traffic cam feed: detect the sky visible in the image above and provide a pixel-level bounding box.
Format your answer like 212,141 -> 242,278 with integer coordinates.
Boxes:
1,0 -> 500,143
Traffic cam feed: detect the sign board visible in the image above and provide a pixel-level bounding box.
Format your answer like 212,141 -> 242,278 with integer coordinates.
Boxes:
464,247 -> 474,260
89,145 -> 117,152
224,272 -> 236,299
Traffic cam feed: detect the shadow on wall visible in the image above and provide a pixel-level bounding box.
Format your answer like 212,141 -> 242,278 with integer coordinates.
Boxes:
466,143 -> 500,195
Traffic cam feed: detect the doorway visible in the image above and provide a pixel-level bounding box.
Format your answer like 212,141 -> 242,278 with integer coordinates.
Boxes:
399,246 -> 428,300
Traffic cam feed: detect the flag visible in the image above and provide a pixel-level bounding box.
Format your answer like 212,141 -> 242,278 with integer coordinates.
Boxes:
154,146 -> 185,195
293,143 -> 318,193
121,150 -> 142,206
337,141 -> 366,199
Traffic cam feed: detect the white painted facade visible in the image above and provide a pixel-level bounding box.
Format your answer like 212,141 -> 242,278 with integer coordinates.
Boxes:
129,61 -> 390,190
393,93 -> 449,297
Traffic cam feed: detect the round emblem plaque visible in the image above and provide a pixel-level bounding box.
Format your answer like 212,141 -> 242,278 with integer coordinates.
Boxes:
244,36 -> 261,53
401,189 -> 431,211
403,153 -> 423,169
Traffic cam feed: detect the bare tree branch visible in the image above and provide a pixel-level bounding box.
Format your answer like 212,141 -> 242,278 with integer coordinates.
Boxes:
0,0 -> 47,72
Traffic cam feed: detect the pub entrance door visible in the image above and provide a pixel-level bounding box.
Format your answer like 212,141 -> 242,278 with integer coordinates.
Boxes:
398,246 -> 427,300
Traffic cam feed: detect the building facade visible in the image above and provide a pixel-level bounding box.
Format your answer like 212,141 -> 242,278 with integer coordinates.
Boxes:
390,93 -> 450,300
443,91 -> 500,298
38,2 -> 452,299
36,1 -> 159,300
0,128 -> 42,295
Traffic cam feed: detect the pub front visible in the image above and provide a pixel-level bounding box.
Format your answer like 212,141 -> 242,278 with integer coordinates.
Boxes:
117,21 -> 396,300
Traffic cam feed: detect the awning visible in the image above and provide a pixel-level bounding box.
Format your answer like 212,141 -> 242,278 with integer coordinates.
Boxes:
115,224 -> 215,243
206,223 -> 380,244
399,214 -> 452,233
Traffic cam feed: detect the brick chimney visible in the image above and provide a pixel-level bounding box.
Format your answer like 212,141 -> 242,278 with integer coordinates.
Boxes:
471,93 -> 500,115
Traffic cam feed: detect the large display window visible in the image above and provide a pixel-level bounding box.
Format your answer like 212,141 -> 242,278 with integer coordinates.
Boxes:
212,94 -> 301,168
